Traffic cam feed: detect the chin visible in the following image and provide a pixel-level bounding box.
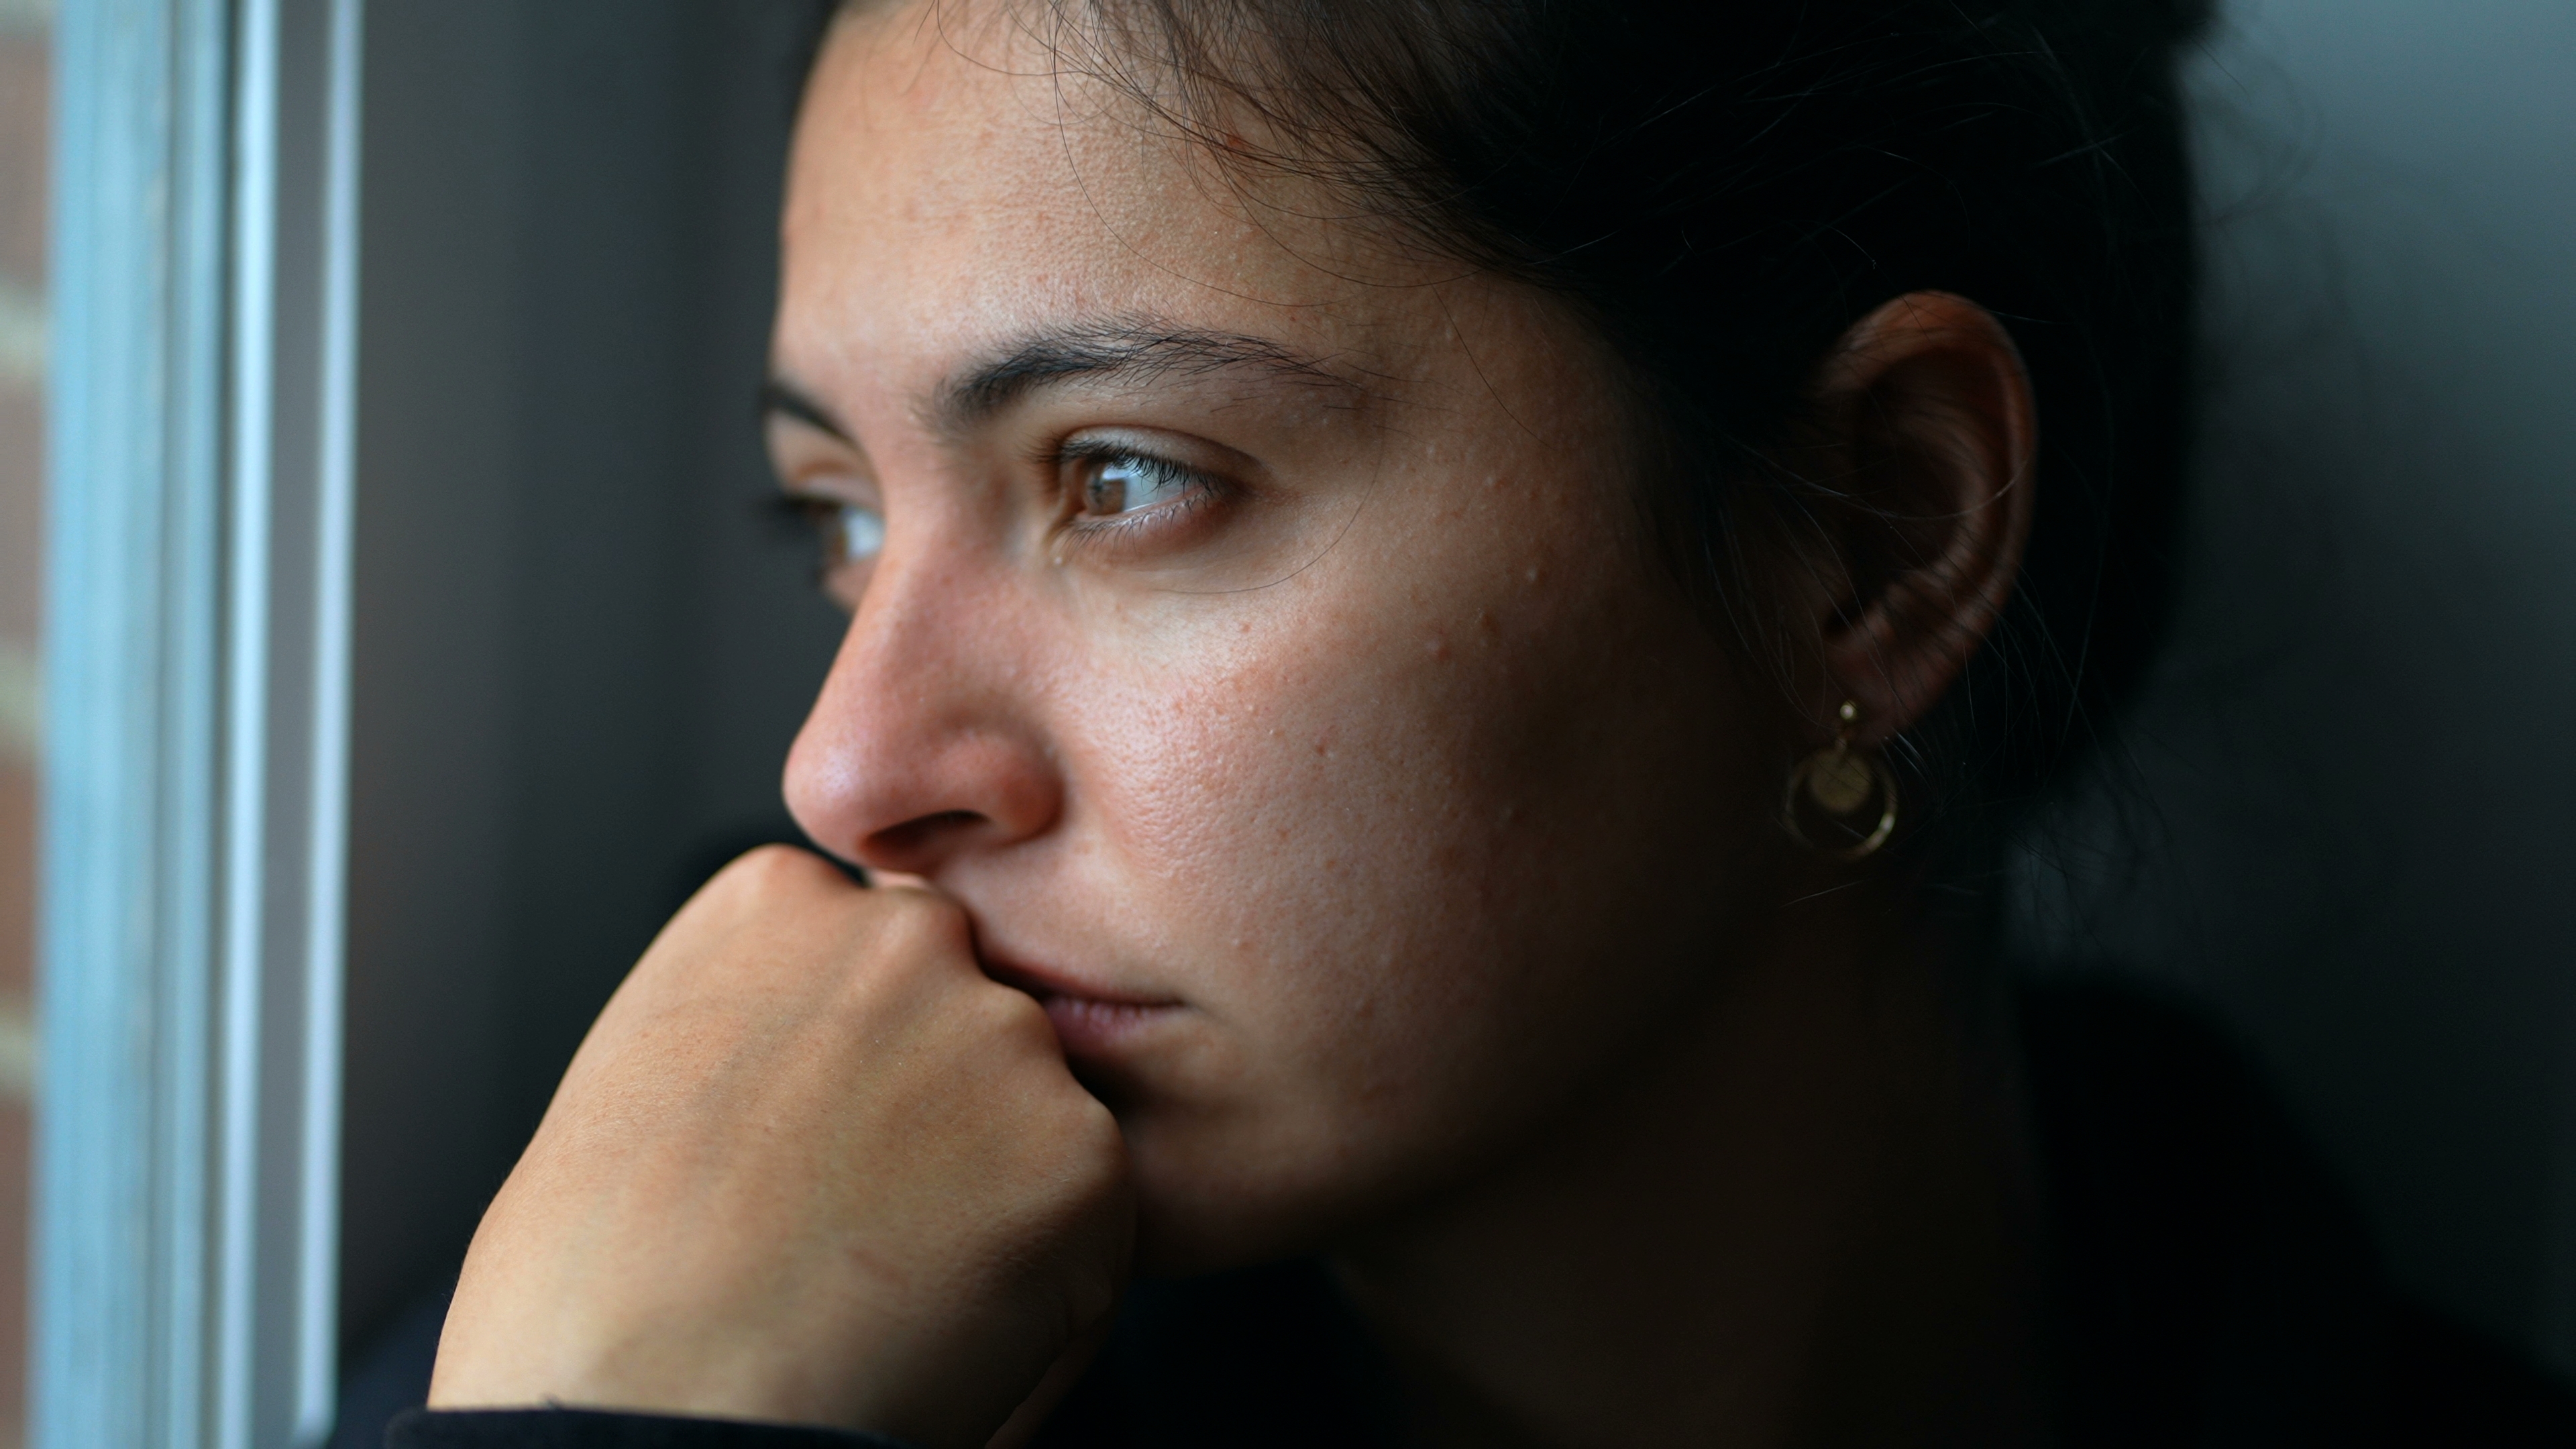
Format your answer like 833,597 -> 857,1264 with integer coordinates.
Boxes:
1120,1096 -> 1465,1280
1118,1120 -> 1358,1279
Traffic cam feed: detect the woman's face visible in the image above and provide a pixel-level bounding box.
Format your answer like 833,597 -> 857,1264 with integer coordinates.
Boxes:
776,5 -> 1797,1271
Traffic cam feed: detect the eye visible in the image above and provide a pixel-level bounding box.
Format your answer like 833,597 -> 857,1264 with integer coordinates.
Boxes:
1078,450 -> 1199,519
781,494 -> 885,572
827,502 -> 886,563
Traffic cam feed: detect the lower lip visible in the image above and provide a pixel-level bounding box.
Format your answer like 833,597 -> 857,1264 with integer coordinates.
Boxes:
1032,991 -> 1183,1056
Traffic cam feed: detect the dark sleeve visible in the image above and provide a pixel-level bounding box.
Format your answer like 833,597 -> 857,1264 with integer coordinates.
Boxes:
385,1407 -> 918,1449
2384,1300 -> 2576,1447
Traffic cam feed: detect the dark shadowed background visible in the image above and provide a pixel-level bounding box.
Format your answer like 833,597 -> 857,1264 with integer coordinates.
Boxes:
342,0 -> 845,1377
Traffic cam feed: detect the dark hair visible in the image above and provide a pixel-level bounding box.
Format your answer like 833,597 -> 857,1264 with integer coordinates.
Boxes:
802,0 -> 2210,858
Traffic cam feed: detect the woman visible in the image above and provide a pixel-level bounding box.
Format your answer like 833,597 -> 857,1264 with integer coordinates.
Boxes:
394,1 -> 2570,1445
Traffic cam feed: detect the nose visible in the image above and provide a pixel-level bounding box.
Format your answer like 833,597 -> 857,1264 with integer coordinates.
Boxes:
784,549 -> 1064,879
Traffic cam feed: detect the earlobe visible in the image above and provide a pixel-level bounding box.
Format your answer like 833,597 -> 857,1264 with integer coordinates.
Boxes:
1801,291 -> 2037,747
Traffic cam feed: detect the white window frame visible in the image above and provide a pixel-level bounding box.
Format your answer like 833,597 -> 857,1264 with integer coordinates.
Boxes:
38,1 -> 364,1445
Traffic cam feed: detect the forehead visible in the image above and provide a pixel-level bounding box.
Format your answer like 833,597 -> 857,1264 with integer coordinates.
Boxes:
776,3 -> 1442,396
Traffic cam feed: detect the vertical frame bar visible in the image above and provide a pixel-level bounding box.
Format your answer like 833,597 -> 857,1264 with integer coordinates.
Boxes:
223,0 -> 362,1442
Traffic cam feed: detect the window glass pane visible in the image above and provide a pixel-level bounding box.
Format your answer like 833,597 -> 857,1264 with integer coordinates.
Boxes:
0,0 -> 45,1442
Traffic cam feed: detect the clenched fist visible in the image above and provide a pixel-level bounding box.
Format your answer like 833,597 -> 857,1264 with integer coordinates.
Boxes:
429,846 -> 1134,1448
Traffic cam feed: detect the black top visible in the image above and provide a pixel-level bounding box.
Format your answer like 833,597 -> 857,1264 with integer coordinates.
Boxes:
377,979 -> 2576,1448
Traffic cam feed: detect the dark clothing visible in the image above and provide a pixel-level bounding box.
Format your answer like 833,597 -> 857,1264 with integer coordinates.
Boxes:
387,1411 -> 899,1449
381,980 -> 2576,1448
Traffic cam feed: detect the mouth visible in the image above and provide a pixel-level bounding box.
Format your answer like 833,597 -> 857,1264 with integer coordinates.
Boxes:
979,953 -> 1187,1057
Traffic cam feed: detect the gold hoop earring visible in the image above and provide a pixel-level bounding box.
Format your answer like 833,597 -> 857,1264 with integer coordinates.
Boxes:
1784,700 -> 1898,861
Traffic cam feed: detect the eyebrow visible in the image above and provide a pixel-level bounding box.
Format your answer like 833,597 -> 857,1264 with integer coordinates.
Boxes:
759,319 -> 1356,448
759,378 -> 855,443
934,321 -> 1352,434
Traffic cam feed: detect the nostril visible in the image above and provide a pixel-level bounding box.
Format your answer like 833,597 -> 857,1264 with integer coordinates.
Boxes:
864,809 -> 986,866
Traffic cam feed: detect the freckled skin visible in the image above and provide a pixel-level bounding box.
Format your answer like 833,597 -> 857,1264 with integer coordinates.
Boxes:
775,8 -> 1792,1271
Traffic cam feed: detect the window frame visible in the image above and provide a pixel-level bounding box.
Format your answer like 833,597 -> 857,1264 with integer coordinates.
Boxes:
37,1 -> 363,1444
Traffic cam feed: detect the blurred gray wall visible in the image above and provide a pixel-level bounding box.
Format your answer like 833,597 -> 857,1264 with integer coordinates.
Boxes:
342,0 -> 843,1358
2009,0 -> 2576,1376
339,0 -> 2576,1388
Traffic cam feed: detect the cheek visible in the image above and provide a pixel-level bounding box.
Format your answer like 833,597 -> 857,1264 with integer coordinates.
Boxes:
1056,490 -> 1763,1232
1081,537 -> 1582,994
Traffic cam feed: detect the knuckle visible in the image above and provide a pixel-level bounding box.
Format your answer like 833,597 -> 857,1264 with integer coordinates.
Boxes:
1044,1090 -> 1128,1187
808,890 -> 969,1007
711,843 -> 838,903
971,980 -> 1053,1040
1061,1087 -> 1122,1148
864,886 -> 969,957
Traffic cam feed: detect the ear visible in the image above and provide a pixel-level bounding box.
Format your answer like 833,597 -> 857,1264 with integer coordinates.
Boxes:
1792,292 -> 2037,748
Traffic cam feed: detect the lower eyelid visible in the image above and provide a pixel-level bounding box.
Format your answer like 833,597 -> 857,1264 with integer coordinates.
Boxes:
1067,476 -> 1215,542
1049,441 -> 1246,560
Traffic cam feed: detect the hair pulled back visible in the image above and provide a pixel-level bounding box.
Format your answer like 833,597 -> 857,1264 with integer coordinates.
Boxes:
806,0 -> 2212,855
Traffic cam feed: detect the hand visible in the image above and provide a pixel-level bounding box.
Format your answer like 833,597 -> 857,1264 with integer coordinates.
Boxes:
429,846 -> 1134,1448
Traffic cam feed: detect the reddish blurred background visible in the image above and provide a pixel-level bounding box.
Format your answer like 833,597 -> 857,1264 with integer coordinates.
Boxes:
0,1 -> 47,1444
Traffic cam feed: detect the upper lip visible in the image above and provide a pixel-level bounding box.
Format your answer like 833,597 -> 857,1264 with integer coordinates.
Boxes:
977,948 -> 1181,1008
